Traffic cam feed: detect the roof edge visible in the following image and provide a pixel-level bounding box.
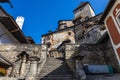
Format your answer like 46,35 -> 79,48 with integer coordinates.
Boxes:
99,0 -> 116,22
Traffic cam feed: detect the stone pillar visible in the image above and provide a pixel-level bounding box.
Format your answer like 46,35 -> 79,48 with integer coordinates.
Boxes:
19,55 -> 27,77
26,57 -> 40,80
75,60 -> 86,80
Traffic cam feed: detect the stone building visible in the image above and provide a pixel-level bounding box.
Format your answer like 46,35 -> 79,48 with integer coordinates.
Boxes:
64,1 -> 120,79
41,2 -> 97,58
0,5 -> 38,79
41,1 -> 120,79
42,20 -> 75,58
0,0 -> 120,80
73,2 -> 95,25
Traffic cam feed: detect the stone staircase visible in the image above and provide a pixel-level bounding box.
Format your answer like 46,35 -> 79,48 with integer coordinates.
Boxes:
38,58 -> 74,80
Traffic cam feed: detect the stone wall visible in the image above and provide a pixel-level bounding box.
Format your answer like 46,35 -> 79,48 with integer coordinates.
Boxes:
75,14 -> 102,44
65,44 -> 80,75
58,20 -> 74,30
0,44 -> 47,78
77,38 -> 120,72
49,50 -> 63,58
42,28 -> 75,52
74,4 -> 95,22
65,36 -> 120,74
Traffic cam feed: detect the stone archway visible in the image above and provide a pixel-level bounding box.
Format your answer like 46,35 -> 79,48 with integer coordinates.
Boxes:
17,51 -> 29,77
57,39 -> 71,59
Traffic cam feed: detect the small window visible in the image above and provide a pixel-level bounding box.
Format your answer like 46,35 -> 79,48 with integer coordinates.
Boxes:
68,32 -> 71,36
46,36 -> 50,40
64,26 -> 67,28
46,42 -> 51,48
85,16 -> 89,20
79,8 -> 82,11
76,20 -> 81,25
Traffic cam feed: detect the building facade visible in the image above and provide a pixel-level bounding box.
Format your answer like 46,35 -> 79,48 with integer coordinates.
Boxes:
42,20 -> 75,57
102,0 -> 120,66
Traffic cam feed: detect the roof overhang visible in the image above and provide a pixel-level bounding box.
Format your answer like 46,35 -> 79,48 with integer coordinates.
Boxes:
0,16 -> 29,43
100,0 -> 116,22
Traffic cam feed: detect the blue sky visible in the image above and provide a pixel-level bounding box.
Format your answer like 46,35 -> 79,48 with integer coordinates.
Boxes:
1,0 -> 109,44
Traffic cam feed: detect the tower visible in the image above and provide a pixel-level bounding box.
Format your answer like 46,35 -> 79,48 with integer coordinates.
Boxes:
16,16 -> 25,29
73,2 -> 95,25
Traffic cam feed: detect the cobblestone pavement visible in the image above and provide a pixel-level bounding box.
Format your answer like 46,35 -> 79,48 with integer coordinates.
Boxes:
86,74 -> 120,80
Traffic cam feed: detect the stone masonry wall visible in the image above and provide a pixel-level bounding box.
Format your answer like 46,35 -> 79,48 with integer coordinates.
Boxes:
65,44 -> 80,74
65,38 -> 120,73
0,44 -> 47,77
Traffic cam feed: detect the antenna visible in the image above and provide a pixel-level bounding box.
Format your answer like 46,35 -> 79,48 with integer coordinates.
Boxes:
0,0 -> 13,8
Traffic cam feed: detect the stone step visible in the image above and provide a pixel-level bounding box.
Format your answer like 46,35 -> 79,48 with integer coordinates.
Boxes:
44,64 -> 62,67
40,75 -> 73,77
40,75 -> 73,78
40,71 -> 72,76
40,70 -> 72,74
46,60 -> 63,62
39,73 -> 73,77
45,60 -> 63,62
39,58 -> 73,80
45,62 -> 63,65
41,68 -> 71,74
42,66 -> 69,70
40,72 -> 72,77
41,68 -> 71,71
40,70 -> 71,73
39,77 -> 74,80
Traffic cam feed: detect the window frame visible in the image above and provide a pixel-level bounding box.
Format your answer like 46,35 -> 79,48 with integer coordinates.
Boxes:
116,12 -> 120,26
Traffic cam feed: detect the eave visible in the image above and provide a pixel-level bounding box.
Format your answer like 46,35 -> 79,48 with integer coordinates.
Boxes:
100,0 -> 116,22
0,16 -> 29,43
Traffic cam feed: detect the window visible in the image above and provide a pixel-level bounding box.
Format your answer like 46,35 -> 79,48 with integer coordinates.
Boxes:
75,20 -> 81,25
116,13 -> 120,33
79,8 -> 82,11
68,32 -> 71,36
64,26 -> 67,28
46,42 -> 51,48
117,14 -> 120,26
85,16 -> 89,20
46,36 -> 50,41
